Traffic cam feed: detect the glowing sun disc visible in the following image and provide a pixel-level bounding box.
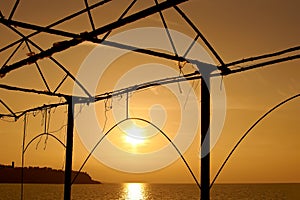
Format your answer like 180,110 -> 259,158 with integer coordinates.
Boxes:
124,126 -> 145,146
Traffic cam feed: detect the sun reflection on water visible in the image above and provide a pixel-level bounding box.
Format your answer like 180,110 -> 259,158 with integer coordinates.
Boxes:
124,183 -> 145,200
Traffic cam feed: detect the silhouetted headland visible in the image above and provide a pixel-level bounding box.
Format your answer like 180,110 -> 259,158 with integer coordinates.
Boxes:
0,162 -> 100,184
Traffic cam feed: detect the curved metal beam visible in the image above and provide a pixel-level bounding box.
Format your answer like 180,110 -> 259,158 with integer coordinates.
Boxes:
71,117 -> 201,189
210,93 -> 300,187
23,133 -> 66,153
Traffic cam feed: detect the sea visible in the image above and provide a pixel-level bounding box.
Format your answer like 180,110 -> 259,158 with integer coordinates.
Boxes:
0,183 -> 299,200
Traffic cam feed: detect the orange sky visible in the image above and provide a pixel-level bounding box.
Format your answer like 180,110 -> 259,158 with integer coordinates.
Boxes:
0,0 -> 299,184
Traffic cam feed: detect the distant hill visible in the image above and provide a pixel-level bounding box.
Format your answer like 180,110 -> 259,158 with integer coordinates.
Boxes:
0,164 -> 100,184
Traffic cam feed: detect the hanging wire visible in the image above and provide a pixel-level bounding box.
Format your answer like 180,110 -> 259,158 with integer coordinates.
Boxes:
74,103 -> 85,119
4,106 -> 67,152
52,98 -> 63,113
21,114 -> 68,171
2,56 -> 299,120
36,109 -> 47,149
177,61 -> 187,94
28,106 -> 69,150
71,117 -> 201,189
102,98 -> 112,133
183,79 -> 199,110
32,110 -> 40,117
62,127 -> 66,170
178,61 -> 187,75
44,108 -> 51,150
210,93 -> 300,188
20,113 -> 27,200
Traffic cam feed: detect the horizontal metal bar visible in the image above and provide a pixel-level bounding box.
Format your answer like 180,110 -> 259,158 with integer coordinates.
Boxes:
224,46 -> 300,68
0,71 -> 200,118
226,54 -> 300,75
1,51 -> 299,119
0,84 -> 70,98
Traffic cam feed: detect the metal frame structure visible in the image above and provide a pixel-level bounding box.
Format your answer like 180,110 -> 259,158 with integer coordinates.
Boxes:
0,0 -> 299,199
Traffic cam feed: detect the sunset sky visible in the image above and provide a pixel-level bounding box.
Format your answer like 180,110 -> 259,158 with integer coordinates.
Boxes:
0,0 -> 299,184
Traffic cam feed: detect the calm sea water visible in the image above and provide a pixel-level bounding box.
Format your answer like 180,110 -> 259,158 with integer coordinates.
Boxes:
0,183 -> 299,200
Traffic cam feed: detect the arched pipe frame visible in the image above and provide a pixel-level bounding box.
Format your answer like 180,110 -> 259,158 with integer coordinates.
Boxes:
23,133 -> 66,153
71,117 -> 201,188
21,118 -> 201,189
20,93 -> 300,199
17,94 -> 300,200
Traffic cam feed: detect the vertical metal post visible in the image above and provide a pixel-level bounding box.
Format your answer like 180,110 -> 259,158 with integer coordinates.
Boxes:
201,78 -> 210,200
21,114 -> 27,200
64,98 -> 74,200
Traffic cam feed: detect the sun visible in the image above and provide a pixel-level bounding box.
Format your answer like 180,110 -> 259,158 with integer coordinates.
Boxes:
124,126 -> 145,146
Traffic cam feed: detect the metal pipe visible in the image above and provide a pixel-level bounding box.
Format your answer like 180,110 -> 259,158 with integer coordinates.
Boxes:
64,99 -> 74,200
201,78 -> 210,200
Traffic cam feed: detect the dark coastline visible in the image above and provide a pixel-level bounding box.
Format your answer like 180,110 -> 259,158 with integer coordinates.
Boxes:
0,164 -> 100,184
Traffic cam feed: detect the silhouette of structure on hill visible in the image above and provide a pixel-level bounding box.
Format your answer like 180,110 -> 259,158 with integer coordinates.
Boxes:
0,163 -> 100,184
